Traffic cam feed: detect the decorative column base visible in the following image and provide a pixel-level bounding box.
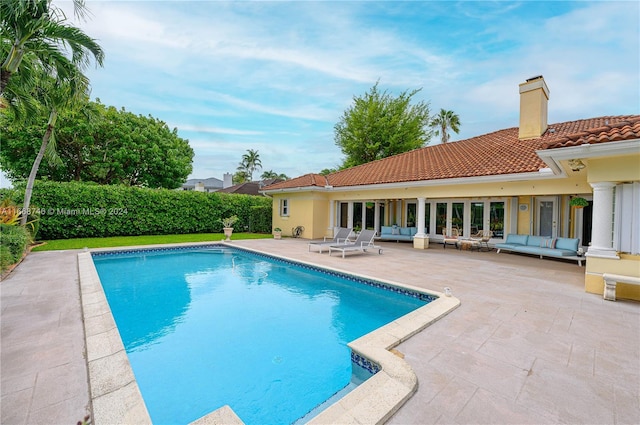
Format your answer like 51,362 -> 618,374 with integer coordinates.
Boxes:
413,235 -> 429,249
585,247 -> 619,259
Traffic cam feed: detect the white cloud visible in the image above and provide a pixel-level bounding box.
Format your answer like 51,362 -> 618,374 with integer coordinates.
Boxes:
50,0 -> 638,182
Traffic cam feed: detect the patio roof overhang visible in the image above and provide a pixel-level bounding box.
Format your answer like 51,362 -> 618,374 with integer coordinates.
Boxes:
536,139 -> 640,174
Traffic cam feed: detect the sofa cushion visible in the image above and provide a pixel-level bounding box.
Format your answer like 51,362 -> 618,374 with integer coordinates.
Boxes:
555,237 -> 579,252
399,227 -> 417,236
527,235 -> 549,247
505,234 -> 528,245
381,226 -> 393,235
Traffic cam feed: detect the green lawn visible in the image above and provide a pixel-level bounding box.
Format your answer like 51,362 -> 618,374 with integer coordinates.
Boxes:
31,233 -> 273,252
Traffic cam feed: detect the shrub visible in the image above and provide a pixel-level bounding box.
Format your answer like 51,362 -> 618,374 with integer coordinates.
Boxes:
0,224 -> 31,272
12,181 -> 273,240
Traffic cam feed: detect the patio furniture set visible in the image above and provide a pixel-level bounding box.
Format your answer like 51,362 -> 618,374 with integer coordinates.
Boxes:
443,229 -> 493,252
307,227 -> 584,266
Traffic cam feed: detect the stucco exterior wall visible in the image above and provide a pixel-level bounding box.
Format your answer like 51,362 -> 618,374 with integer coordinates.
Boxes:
585,254 -> 640,301
588,155 -> 640,183
517,196 -> 532,234
322,176 -> 590,201
271,192 -> 330,239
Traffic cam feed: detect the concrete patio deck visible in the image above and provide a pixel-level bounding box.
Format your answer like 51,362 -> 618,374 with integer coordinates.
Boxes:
1,239 -> 638,424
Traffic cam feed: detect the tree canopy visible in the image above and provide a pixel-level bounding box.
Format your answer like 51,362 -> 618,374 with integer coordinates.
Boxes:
237,148 -> 262,181
334,82 -> 432,169
260,170 -> 289,180
0,99 -> 194,189
430,108 -> 461,143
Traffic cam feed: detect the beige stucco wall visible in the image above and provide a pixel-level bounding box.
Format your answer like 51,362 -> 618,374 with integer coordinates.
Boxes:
587,155 -> 640,183
582,151 -> 640,301
585,254 -> 640,301
271,192 -> 330,239
516,196 -> 532,234
323,175 -> 590,201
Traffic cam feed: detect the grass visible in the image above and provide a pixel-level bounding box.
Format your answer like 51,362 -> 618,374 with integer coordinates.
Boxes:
31,233 -> 273,252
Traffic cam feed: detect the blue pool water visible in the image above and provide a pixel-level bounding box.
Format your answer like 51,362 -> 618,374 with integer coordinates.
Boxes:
92,246 -> 434,424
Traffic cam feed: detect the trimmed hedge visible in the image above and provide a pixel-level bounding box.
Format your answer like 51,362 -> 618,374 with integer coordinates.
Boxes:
18,181 -> 273,240
0,224 -> 30,272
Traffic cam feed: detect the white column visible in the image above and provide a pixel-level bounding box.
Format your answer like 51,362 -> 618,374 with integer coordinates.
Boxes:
361,202 -> 367,230
413,197 -> 429,249
586,182 -> 619,259
347,202 -> 354,229
416,197 -> 426,236
374,201 -> 380,235
328,200 -> 335,236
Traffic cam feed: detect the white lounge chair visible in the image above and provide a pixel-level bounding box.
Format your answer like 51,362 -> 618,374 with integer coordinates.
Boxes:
328,229 -> 382,258
308,227 -> 353,253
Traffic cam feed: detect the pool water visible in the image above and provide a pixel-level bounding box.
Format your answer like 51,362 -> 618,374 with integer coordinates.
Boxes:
92,246 -> 432,424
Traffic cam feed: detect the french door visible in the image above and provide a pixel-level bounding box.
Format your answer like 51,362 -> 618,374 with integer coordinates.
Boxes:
536,196 -> 558,238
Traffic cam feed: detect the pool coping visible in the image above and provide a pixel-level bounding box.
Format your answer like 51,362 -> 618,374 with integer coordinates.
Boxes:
78,242 -> 460,424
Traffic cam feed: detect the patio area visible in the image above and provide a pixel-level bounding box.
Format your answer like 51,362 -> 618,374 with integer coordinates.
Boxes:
1,239 -> 639,424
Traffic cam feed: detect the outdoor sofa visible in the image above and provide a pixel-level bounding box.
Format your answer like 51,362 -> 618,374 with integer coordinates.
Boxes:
378,225 -> 417,242
495,234 -> 583,265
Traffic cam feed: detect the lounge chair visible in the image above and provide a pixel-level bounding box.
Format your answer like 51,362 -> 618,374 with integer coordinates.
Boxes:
308,227 -> 353,253
470,230 -> 493,251
328,229 -> 382,258
442,227 -> 460,249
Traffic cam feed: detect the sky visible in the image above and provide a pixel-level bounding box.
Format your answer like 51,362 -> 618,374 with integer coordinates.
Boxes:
3,0 -> 639,186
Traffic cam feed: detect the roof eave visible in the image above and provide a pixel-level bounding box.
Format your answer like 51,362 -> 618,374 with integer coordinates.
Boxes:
260,185 -> 332,195
264,170 -> 565,194
536,139 -> 640,172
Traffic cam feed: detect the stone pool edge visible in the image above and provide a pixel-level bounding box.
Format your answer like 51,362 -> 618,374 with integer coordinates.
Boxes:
77,242 -> 460,425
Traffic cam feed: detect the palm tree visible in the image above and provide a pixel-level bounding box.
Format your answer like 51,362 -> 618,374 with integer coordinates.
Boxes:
0,0 -> 104,225
0,0 -> 104,95
260,170 -> 289,180
238,149 -> 262,181
430,109 -> 461,144
19,69 -> 90,225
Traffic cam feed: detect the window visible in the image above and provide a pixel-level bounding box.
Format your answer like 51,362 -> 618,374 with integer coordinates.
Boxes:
490,201 -> 505,238
423,203 -> 431,234
470,202 -> 484,235
436,202 -> 447,235
353,202 -> 363,230
452,202 -> 464,234
279,198 -> 289,216
407,203 -> 416,227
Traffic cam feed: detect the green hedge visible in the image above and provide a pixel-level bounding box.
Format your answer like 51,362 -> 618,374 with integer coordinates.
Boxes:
0,224 -> 31,272
16,181 -> 273,240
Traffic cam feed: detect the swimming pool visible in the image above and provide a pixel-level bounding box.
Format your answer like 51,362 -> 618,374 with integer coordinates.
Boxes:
92,245 -> 436,424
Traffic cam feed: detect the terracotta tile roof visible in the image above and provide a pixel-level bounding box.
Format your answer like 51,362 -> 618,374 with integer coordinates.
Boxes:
264,173 -> 329,190
542,116 -> 640,149
263,115 -> 640,191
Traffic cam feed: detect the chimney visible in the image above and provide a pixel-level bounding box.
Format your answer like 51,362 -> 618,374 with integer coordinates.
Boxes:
223,172 -> 233,188
518,75 -> 550,139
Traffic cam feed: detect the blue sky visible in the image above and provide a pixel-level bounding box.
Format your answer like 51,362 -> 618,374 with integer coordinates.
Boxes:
7,0 -> 639,185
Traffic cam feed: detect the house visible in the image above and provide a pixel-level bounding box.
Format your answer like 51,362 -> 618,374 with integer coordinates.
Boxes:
181,177 -> 224,192
218,179 -> 283,196
181,173 -> 234,192
262,76 -> 640,301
